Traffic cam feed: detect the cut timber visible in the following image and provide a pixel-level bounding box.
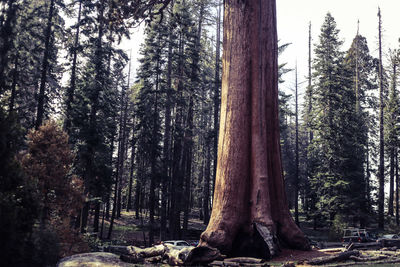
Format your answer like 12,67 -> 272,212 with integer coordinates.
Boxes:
380,238 -> 400,247
307,250 -> 359,265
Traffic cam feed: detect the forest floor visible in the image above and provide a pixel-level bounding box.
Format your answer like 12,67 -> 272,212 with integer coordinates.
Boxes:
90,211 -> 399,266
95,210 -> 206,247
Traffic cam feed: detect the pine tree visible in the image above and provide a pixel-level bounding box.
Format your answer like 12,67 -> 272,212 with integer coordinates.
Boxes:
134,15 -> 167,243
377,8 -> 385,229
344,31 -> 375,224
310,13 -> 367,223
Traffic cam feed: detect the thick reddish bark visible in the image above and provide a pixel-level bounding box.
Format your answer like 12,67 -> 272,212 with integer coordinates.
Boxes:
199,0 -> 310,258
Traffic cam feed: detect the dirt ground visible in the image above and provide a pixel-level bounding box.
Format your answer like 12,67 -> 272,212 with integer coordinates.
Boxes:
268,248 -> 330,266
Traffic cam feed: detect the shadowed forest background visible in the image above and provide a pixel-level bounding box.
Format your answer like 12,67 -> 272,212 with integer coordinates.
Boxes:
1,0 -> 400,266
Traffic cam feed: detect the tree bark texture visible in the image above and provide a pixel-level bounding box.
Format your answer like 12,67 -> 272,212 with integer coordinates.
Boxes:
199,0 -> 310,258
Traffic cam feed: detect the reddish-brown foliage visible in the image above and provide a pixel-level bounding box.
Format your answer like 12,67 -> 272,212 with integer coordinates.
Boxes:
21,120 -> 86,256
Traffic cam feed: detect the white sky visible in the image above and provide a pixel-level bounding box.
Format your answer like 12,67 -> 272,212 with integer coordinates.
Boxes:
118,24 -> 144,83
123,1 -> 400,92
277,0 -> 400,93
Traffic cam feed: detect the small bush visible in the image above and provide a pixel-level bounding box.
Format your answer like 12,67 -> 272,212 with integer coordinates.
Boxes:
329,214 -> 348,241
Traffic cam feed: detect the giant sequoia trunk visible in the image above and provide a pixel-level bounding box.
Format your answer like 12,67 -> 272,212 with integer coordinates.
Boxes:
199,0 -> 310,258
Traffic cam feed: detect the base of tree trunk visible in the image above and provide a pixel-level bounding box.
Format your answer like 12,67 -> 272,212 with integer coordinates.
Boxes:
200,220 -> 309,260
229,223 -> 277,259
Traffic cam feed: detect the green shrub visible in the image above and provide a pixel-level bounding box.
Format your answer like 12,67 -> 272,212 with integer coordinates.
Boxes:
329,214 -> 348,241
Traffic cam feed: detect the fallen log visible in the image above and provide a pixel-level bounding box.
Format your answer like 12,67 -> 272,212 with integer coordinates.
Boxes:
208,260 -> 268,267
209,260 -> 226,266
349,255 -> 387,262
331,257 -> 400,266
136,244 -> 166,257
364,250 -> 400,256
379,239 -> 400,248
319,248 -> 344,253
224,257 -> 265,264
307,250 -> 359,265
144,255 -> 163,263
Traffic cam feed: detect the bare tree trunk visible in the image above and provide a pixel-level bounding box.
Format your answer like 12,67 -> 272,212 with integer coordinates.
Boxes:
64,0 -> 82,133
149,47 -> 161,246
8,52 -> 18,113
135,160 -> 143,220
170,102 -> 184,238
93,201 -> 100,232
308,22 -> 313,143
396,150 -> 399,225
127,123 -> 136,212
199,0 -> 310,258
35,0 -> 55,129
116,82 -> 129,219
182,97 -> 193,239
0,0 -> 18,93
169,29 -> 186,239
304,22 -> 312,219
106,133 -> 115,221
378,7 -> 385,229
108,169 -> 119,239
203,143 -> 211,224
389,148 -> 395,216
212,0 -> 221,196
294,65 -> 299,225
160,6 -> 174,240
100,203 -> 106,239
